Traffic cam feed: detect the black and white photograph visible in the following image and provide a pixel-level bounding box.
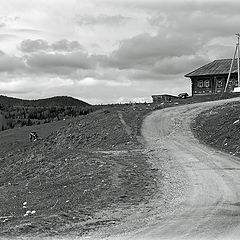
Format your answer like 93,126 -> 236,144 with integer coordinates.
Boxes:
0,0 -> 240,239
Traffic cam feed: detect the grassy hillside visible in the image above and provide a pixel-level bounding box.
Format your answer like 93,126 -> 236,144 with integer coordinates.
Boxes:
0,103 -> 157,237
192,101 -> 240,157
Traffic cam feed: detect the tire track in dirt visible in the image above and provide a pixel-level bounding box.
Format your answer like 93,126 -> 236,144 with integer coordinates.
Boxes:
117,111 -> 132,136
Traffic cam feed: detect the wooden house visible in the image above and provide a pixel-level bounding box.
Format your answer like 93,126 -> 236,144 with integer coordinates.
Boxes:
185,59 -> 239,96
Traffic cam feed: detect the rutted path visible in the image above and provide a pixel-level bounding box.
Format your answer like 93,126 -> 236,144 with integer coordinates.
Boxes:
117,111 -> 133,136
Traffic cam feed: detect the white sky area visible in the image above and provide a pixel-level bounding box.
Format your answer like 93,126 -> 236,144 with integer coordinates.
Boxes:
0,0 -> 239,104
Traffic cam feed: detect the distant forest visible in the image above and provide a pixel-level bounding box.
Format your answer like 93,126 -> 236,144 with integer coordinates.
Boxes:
0,105 -> 93,130
0,95 -> 94,131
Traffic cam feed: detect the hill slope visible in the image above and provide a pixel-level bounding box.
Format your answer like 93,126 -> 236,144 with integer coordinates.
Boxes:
0,104 -> 157,237
0,95 -> 90,107
192,100 -> 240,157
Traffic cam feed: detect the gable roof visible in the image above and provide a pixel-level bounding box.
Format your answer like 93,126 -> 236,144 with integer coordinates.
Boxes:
185,59 -> 239,77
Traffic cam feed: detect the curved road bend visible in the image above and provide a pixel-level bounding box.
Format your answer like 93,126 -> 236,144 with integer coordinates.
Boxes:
109,98 -> 240,240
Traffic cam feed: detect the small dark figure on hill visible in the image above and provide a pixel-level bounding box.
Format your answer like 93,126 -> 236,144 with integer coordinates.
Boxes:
29,131 -> 39,142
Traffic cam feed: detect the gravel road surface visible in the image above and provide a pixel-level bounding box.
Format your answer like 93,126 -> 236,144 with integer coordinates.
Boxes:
104,98 -> 240,240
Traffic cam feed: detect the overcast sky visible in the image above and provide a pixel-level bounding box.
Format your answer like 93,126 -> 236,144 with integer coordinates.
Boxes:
0,0 -> 239,104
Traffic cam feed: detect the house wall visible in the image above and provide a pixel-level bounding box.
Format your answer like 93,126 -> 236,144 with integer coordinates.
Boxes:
191,74 -> 238,95
191,76 -> 214,95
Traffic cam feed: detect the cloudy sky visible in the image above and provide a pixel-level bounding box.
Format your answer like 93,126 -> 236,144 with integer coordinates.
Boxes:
0,0 -> 239,104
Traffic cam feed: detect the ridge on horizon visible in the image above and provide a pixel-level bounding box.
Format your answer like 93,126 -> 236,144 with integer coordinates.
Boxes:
0,95 -> 91,107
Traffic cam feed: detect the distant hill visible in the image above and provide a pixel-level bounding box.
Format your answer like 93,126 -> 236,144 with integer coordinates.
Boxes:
0,95 -> 91,107
0,95 -> 93,130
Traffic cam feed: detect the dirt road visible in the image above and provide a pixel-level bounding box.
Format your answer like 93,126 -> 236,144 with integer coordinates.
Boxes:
100,98 -> 240,240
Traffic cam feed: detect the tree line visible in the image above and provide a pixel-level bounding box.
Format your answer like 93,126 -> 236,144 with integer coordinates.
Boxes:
0,104 -> 93,130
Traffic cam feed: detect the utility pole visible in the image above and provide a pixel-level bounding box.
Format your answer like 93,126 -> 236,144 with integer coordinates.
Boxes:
237,33 -> 240,87
224,33 -> 240,92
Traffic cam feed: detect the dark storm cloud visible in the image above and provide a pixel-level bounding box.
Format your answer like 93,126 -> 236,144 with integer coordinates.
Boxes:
20,39 -> 84,53
75,14 -> 130,26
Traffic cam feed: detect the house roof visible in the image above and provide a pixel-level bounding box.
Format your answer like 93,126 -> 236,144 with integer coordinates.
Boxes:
151,94 -> 178,98
185,59 -> 239,77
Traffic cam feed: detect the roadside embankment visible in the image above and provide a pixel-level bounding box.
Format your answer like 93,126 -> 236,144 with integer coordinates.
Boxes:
192,100 -> 240,158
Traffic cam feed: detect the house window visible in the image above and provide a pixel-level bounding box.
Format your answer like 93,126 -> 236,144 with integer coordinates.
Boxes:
229,78 -> 237,86
198,80 -> 203,88
233,78 -> 238,86
204,80 -> 210,87
217,79 -> 223,88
